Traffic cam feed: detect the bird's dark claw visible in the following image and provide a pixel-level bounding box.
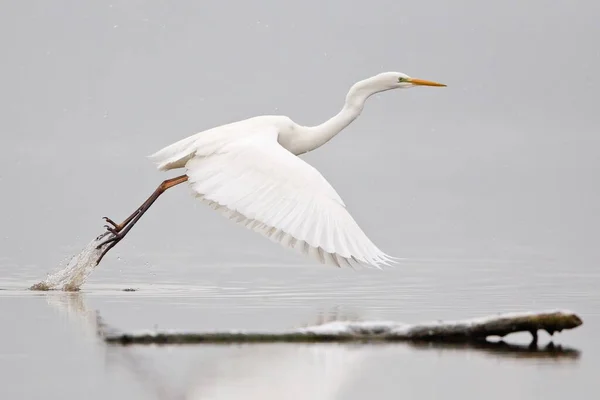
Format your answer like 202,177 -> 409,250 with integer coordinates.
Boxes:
96,234 -> 122,264
104,225 -> 119,235
103,216 -> 119,230
97,207 -> 145,263
96,233 -> 121,250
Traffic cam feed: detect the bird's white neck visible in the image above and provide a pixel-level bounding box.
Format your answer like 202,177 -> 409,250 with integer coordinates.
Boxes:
295,75 -> 393,155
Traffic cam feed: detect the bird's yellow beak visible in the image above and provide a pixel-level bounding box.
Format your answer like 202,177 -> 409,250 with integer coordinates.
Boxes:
407,78 -> 447,87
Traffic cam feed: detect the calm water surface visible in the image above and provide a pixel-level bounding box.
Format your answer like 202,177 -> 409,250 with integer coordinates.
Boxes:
1,260 -> 597,399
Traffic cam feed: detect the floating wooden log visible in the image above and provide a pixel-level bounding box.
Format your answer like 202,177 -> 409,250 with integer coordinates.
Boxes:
99,310 -> 582,346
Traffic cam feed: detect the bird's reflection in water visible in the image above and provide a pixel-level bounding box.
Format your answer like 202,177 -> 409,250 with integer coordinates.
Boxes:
44,292 -> 581,400
44,291 -> 99,339
104,343 -> 368,400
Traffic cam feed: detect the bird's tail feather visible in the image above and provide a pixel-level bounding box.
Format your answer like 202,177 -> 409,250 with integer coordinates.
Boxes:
147,135 -> 198,171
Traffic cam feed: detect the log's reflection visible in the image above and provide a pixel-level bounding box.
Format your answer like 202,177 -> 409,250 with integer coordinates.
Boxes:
407,340 -> 581,360
43,292 -> 582,400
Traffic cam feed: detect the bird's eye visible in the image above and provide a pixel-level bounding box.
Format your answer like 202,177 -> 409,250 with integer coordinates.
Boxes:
398,77 -> 407,83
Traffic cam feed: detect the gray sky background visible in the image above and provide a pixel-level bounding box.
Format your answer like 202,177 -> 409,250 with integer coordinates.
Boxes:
1,0 -> 599,275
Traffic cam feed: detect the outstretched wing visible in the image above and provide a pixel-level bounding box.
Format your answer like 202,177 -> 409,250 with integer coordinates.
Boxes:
184,127 -> 396,268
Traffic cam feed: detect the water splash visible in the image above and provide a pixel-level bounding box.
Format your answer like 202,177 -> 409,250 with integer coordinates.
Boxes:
30,232 -> 114,291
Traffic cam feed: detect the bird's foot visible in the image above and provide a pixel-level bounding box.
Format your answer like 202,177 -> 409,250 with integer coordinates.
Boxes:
96,231 -> 122,249
96,209 -> 145,264
95,233 -> 123,264
103,216 -> 122,233
102,210 -> 142,234
104,225 -> 119,235
97,216 -> 127,251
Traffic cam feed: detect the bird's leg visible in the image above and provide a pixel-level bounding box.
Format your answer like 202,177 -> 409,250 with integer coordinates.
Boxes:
96,175 -> 189,264
102,175 -> 189,233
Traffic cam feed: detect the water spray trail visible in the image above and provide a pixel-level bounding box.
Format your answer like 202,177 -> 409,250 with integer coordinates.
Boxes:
30,232 -> 115,291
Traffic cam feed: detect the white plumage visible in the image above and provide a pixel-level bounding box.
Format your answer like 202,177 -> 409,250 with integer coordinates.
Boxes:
149,119 -> 395,268
100,71 -> 446,268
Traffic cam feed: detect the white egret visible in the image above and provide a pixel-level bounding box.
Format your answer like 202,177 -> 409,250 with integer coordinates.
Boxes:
97,72 -> 446,267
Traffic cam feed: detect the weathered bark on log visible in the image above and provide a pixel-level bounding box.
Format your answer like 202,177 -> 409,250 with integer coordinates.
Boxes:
99,310 -> 582,346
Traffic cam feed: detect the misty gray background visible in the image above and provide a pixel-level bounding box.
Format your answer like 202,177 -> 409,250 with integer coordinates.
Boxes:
1,0 -> 599,399
2,0 -> 599,271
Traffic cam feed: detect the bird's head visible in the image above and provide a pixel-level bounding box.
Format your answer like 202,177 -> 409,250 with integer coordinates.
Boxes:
375,71 -> 446,90
345,71 -> 446,106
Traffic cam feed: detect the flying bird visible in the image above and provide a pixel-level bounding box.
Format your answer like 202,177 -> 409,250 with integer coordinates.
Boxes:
97,72 -> 446,267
